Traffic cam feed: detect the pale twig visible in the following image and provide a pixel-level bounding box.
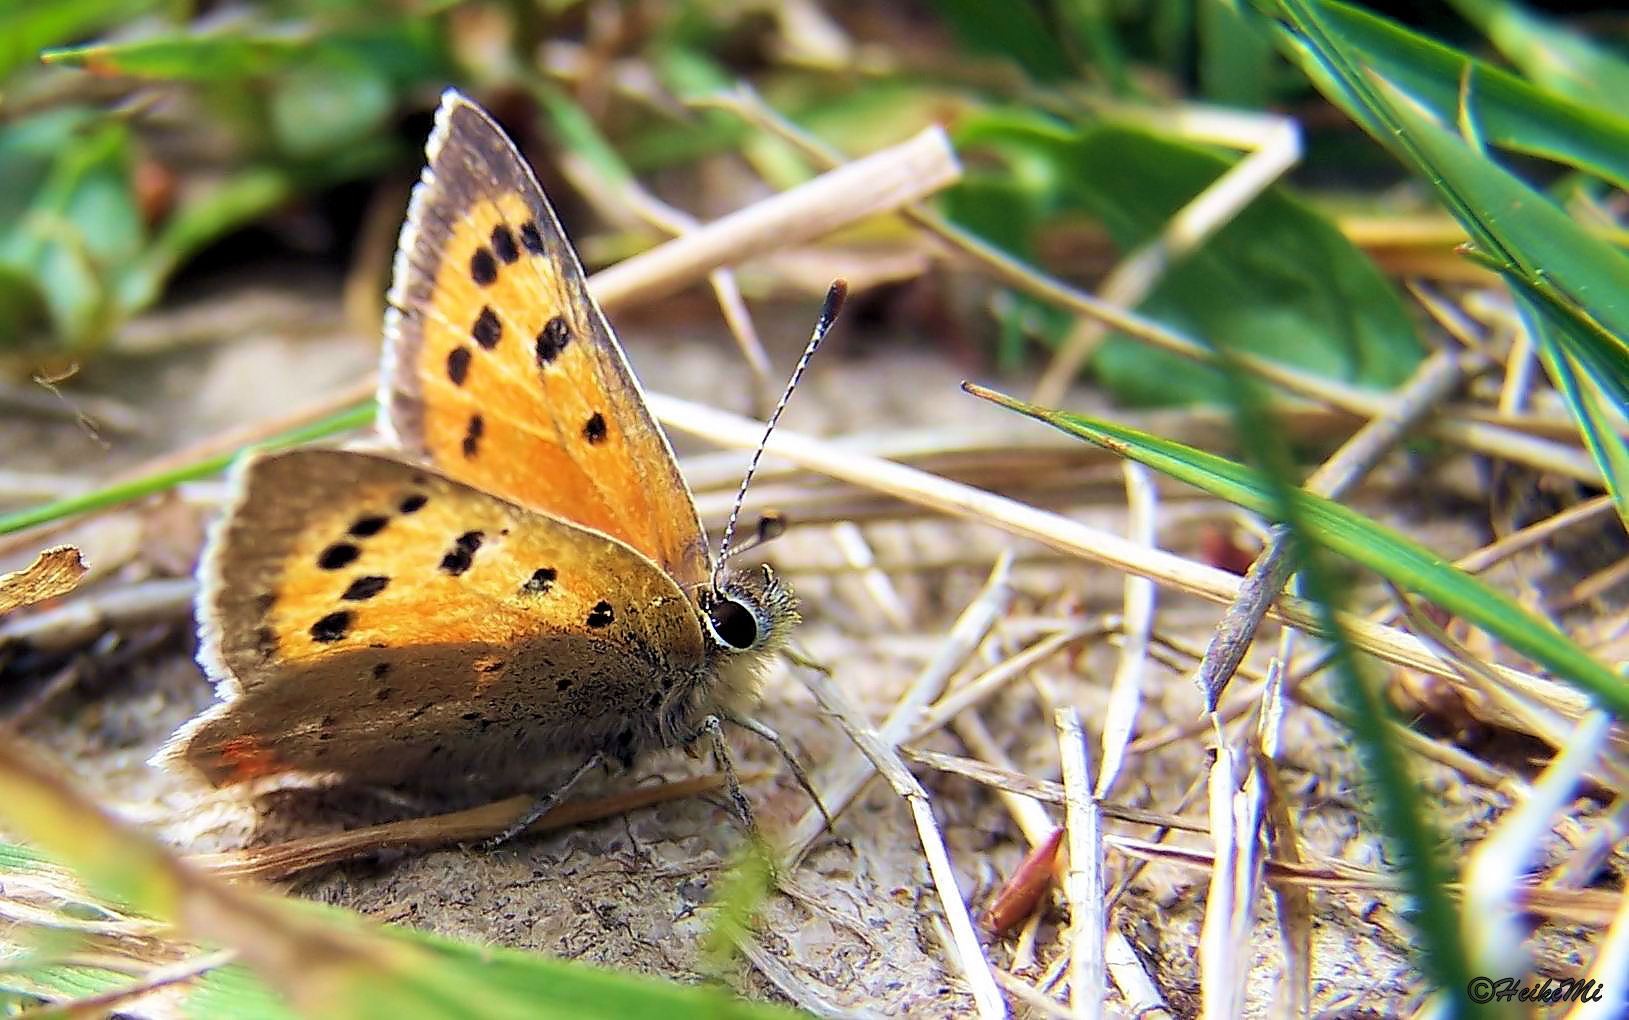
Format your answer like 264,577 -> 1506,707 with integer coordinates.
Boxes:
1195,346 -> 1470,709
589,125 -> 959,310
195,772 -> 751,881
990,966 -> 1075,1019
952,710 -> 1054,847
0,578 -> 195,653
1055,708 -> 1104,1020
1105,930 -> 1174,1019
898,746 -> 1209,834
908,624 -> 1107,743
614,183 -> 775,414
1575,881 -> 1629,1020
1256,652 -> 1311,1019
791,633 -> 1008,1019
650,392 -> 1586,714
1032,111 -> 1301,405
1198,743 -> 1263,1020
1464,710 -> 1612,978
830,521 -> 912,632
735,936 -> 879,1020
1099,462 -> 1157,797
783,552 -> 1014,863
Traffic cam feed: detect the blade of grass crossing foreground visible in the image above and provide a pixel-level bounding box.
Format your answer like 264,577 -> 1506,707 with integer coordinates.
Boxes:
964,385 -> 1629,719
0,403 -> 375,536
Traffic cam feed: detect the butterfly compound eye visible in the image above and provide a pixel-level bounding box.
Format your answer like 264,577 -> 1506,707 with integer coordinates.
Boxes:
708,598 -> 759,650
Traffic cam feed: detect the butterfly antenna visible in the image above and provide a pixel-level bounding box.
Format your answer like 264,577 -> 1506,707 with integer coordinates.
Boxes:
713,279 -> 847,591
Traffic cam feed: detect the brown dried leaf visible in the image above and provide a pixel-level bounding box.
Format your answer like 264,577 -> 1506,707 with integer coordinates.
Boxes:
0,546 -> 86,616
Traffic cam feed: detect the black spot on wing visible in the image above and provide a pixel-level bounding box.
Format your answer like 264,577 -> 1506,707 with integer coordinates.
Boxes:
439,530 -> 484,576
586,601 -> 614,628
535,316 -> 571,366
342,576 -> 390,601
349,515 -> 388,537
519,220 -> 545,255
447,346 -> 472,385
470,247 -> 497,286
318,543 -> 359,570
490,224 -> 519,264
583,412 -> 607,444
522,567 -> 556,593
472,306 -> 502,349
310,611 -> 352,642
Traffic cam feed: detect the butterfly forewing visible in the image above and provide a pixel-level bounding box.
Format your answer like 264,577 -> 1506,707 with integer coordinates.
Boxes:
381,91 -> 711,587
170,449 -> 706,787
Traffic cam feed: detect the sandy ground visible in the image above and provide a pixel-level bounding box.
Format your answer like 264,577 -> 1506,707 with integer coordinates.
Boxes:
4,267 -> 1610,1017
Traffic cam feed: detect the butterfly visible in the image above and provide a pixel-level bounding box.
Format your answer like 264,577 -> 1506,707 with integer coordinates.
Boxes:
157,89 -> 819,842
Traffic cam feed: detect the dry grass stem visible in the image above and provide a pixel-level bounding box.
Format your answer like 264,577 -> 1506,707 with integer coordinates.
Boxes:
0,578 -> 194,653
830,521 -> 912,631
788,622 -> 1008,1018
990,966 -> 1075,1019
1196,347 -> 1469,708
1032,112 -> 1300,405
655,391 -> 1584,719
1104,929 -> 1173,1018
589,125 -> 960,310
784,552 -> 1014,862
950,711 -> 1054,847
195,772 -> 743,882
1055,707 -> 1104,1020
611,181 -> 775,413
1465,709 -> 1611,976
734,936 -> 872,1020
21,949 -> 236,1019
1578,887 -> 1629,1018
909,624 -> 1107,743
1100,462 -> 1157,795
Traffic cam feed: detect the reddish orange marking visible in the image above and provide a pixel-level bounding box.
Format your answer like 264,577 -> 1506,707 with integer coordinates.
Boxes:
215,736 -> 286,782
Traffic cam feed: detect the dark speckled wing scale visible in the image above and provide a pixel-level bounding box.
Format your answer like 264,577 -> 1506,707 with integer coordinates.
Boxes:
379,89 -> 711,589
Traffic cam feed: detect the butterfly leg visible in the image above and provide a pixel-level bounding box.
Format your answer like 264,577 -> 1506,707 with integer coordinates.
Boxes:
726,712 -> 833,833
485,750 -> 604,848
702,714 -> 756,833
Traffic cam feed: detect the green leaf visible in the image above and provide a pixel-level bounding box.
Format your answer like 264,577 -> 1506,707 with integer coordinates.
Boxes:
0,0 -> 165,77
1446,0 -> 1629,110
0,111 -> 142,350
1303,1 -> 1629,191
923,0 -> 1076,82
952,116 -> 1422,404
1273,0 -> 1629,537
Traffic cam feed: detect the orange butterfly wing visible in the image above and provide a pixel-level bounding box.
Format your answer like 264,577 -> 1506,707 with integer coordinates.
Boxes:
380,90 -> 710,588
165,449 -> 706,787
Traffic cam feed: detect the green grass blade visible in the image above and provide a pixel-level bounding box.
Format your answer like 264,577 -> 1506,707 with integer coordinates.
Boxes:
0,404 -> 376,536
965,384 -> 1629,720
1306,0 -> 1629,190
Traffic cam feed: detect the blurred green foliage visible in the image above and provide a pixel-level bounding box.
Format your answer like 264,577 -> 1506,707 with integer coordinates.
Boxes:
4,0 -> 1426,411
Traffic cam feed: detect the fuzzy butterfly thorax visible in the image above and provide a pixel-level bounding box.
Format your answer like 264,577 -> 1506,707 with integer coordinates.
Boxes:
156,89 -> 803,803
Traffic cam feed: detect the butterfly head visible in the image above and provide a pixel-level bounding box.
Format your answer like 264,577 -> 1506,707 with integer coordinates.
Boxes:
700,563 -> 798,657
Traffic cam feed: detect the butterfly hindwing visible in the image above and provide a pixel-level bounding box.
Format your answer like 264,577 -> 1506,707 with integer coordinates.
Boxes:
166,448 -> 706,787
381,90 -> 711,587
